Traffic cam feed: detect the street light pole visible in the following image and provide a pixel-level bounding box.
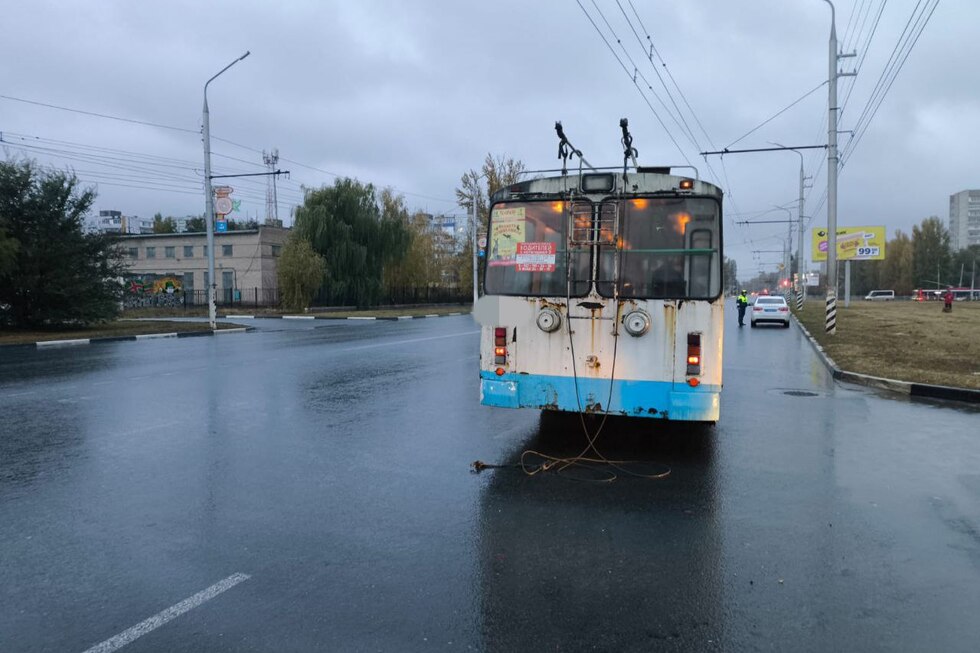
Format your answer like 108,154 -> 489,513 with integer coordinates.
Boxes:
469,171 -> 488,306
203,50 -> 250,330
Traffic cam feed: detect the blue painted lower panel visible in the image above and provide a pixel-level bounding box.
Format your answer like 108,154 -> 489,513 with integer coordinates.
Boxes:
480,371 -> 720,421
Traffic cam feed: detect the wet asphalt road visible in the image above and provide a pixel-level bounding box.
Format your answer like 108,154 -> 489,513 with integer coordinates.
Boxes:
1,310 -> 979,652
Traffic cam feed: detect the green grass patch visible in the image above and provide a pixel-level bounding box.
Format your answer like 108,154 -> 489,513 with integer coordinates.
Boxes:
794,299 -> 980,389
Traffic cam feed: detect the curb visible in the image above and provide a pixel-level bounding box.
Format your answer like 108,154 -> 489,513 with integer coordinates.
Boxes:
0,327 -> 254,351
217,311 -> 469,321
792,313 -> 980,404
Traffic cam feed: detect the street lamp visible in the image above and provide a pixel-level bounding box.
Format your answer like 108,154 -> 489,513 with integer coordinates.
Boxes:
770,142 -> 809,299
203,50 -> 250,329
468,171 -> 488,306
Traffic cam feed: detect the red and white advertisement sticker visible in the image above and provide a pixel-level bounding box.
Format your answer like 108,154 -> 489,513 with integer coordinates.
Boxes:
515,241 -> 557,272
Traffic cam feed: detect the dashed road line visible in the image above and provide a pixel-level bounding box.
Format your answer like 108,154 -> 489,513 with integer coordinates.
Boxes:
80,572 -> 250,653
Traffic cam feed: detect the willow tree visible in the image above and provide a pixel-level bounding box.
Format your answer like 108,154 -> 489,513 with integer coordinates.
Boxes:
294,178 -> 409,307
277,234 -> 326,311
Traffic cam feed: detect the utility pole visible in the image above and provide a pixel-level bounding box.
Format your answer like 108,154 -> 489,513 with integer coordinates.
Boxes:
822,0 -> 855,334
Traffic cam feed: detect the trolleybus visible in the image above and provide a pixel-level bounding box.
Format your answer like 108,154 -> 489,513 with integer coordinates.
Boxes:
477,122 -> 724,422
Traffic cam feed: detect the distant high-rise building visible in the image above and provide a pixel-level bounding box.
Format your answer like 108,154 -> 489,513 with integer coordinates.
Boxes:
949,189 -> 980,251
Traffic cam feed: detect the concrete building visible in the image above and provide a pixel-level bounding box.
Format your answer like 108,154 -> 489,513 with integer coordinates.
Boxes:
87,210 -> 153,234
949,190 -> 980,251
119,225 -> 289,306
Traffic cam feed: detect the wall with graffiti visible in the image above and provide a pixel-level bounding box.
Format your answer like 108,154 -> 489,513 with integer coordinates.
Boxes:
124,274 -> 186,308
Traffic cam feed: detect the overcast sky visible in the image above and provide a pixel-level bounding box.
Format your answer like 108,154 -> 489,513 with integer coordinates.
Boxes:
1,0 -> 975,277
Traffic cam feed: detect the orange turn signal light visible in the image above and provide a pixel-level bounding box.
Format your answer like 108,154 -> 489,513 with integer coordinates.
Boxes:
687,378 -> 700,387
495,347 -> 507,356
495,368 -> 505,376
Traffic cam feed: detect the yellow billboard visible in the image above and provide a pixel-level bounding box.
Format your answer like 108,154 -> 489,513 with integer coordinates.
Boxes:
811,226 -> 886,261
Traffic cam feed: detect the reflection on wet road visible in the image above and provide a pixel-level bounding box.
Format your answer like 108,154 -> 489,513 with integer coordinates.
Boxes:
1,314 -> 978,651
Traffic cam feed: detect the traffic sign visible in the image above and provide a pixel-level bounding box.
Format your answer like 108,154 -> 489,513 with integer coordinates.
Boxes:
216,220 -> 228,232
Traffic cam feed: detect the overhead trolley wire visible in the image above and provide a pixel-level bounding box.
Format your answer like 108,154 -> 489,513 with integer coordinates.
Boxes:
575,0 -> 695,170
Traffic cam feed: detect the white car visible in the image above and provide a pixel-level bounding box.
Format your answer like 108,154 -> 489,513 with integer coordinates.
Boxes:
864,289 -> 895,301
751,296 -> 791,328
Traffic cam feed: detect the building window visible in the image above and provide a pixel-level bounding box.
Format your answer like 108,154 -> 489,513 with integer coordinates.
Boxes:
146,246 -> 156,259
127,247 -> 138,258
222,270 -> 234,288
222,244 -> 233,256
271,244 -> 281,257
165,246 -> 176,259
203,245 -> 208,257
184,245 -> 194,257
183,272 -> 195,295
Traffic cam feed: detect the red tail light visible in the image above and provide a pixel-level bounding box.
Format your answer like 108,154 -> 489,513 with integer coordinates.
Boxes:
778,307 -> 789,312
753,306 -> 763,312
494,327 -> 507,365
686,333 -> 702,376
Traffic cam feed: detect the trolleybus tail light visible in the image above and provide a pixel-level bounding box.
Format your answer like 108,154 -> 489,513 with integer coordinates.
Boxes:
686,333 -> 702,376
494,327 -> 507,365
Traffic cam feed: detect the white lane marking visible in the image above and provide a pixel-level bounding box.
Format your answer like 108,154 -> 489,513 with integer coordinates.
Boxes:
283,315 -> 315,320
338,330 -> 479,354
1,390 -> 36,398
134,333 -> 177,340
110,420 -> 182,438
36,339 -> 90,347
80,572 -> 250,653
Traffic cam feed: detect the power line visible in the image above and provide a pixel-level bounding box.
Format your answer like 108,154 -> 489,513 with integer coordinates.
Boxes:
841,0 -> 940,167
575,0 -> 694,169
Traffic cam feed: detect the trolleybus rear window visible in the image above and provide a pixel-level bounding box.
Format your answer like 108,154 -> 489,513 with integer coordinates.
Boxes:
597,197 -> 721,300
484,201 -> 590,297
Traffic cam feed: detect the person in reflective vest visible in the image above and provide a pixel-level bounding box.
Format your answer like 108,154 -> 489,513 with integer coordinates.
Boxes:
736,290 -> 749,327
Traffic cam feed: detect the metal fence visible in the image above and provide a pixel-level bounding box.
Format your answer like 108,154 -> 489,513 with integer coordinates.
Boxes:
121,286 -> 469,312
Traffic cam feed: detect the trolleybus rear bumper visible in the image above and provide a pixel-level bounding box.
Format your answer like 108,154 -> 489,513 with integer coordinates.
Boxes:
480,371 -> 719,422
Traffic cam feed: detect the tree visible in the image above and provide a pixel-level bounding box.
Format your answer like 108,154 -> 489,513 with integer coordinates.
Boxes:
723,257 -> 738,293
879,230 -> 913,295
184,216 -> 207,232
293,178 -> 410,307
0,159 -> 124,328
454,153 -> 526,294
277,234 -> 326,311
948,244 -> 980,287
912,216 -> 951,289
152,213 -> 177,233
383,210 -> 442,293
227,219 -> 259,231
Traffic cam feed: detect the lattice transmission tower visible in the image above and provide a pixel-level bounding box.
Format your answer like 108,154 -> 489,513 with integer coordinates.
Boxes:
262,148 -> 279,225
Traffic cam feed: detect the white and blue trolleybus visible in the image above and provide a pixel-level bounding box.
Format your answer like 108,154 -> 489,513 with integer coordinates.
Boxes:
478,121 -> 724,422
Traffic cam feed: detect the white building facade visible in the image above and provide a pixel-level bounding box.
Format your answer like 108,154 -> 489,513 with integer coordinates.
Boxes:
949,190 -> 980,251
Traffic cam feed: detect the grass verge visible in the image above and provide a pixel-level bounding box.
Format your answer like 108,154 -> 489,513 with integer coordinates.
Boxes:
0,320 -> 246,345
794,300 -> 980,389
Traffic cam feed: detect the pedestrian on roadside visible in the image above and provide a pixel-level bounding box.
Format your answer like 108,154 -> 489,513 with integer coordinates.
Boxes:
736,289 -> 749,327
943,286 -> 954,313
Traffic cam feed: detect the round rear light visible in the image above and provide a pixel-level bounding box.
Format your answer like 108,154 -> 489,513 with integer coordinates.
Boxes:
536,308 -> 561,333
622,310 -> 651,337
495,368 -> 505,376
